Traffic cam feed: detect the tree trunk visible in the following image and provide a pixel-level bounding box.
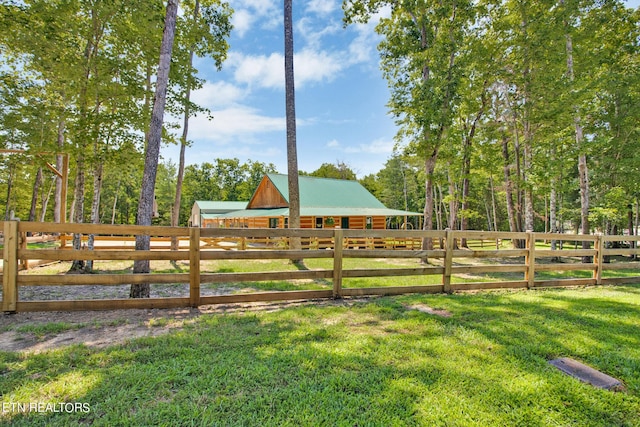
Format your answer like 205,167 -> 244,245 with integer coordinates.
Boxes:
460,168 -> 470,247
490,175 -> 498,233
523,120 -> 534,233
4,161 -> 15,220
421,152 -> 437,253
111,180 -> 120,224
171,0 -> 199,251
28,167 -> 43,225
284,0 -> 302,259
460,89 -> 486,247
131,0 -> 179,298
578,151 -> 590,260
86,161 -> 103,271
634,198 -> 639,260
53,118 -> 65,224
562,2 -> 591,262
502,136 -> 518,233
40,176 -> 55,222
447,168 -> 458,249
550,178 -> 558,253
447,167 -> 458,231
502,135 -> 524,248
69,155 -> 86,272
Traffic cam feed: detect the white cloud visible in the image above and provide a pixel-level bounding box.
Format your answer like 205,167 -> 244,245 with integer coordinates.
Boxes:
228,49 -> 343,89
188,106 -> 284,143
229,0 -> 280,38
328,137 -> 394,155
296,17 -> 341,50
191,81 -> 247,108
326,139 -> 340,148
228,51 -> 284,89
231,9 -> 254,38
306,0 -> 339,15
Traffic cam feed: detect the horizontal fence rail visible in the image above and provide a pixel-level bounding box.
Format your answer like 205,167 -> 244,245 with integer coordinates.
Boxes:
2,221 -> 640,312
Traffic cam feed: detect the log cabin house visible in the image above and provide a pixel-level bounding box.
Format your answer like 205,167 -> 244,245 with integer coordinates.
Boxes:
190,173 -> 422,229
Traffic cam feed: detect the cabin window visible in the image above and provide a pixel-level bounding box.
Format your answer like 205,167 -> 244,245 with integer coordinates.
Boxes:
284,218 -> 289,228
269,218 -> 278,228
315,217 -> 323,228
366,216 -> 373,229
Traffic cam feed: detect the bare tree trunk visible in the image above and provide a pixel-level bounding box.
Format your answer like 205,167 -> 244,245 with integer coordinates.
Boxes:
562,1 -> 591,262
490,175 -> 498,233
131,0 -> 179,298
422,153 -> 437,253
447,168 -> 458,249
502,135 -> 524,248
28,167 -> 43,224
578,151 -> 590,259
284,0 -> 302,259
111,179 -> 120,224
171,0 -> 200,251
634,198 -> 639,260
460,166 -> 471,246
460,88 -> 486,247
447,167 -> 458,231
4,161 -> 15,220
523,120 -> 534,232
502,136 -> 518,234
53,119 -> 65,224
69,155 -> 86,271
550,179 -> 558,250
40,176 -> 55,222
86,161 -> 103,271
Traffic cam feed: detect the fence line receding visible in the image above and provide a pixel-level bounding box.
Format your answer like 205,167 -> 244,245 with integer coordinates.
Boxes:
2,221 -> 640,313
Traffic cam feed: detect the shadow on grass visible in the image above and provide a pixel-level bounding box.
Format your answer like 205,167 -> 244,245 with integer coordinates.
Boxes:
1,288 -> 639,426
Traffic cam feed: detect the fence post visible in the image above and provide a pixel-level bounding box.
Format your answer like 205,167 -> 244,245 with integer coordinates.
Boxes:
443,228 -> 454,294
594,234 -> 604,285
189,227 -> 201,308
525,231 -> 535,289
3,221 -> 19,313
332,229 -> 344,299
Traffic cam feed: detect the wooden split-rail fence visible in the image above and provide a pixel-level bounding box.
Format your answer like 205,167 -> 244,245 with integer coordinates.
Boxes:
2,221 -> 640,313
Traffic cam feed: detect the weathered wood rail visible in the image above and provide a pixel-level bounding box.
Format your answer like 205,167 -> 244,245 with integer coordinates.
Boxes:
2,221 -> 640,313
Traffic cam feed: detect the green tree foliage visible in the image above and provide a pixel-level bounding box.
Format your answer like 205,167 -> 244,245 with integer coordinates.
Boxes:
344,0 -> 640,237
0,0 -> 231,230
178,159 -> 277,225
309,161 -> 357,180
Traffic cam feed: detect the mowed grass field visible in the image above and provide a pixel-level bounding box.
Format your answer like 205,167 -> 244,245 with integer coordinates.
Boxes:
1,285 -> 639,426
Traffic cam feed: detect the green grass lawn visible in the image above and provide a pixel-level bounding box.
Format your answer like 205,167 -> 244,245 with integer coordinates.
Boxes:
1,285 -> 639,426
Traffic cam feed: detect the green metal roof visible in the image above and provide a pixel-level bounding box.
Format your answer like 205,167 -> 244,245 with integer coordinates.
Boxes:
202,208 -> 289,219
207,207 -> 420,219
195,201 -> 248,213
265,173 -> 387,209
197,175 -> 422,219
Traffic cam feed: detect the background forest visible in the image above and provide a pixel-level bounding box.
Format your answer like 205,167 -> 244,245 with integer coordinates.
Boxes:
1,0 -> 639,237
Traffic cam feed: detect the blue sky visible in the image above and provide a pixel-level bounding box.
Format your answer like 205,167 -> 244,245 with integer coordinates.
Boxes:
162,0 -> 639,179
163,0 -> 393,178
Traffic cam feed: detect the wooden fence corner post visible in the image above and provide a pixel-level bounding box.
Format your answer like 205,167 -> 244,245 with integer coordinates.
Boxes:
594,233 -> 604,285
3,221 -> 19,313
189,227 -> 201,308
525,230 -> 535,289
443,228 -> 454,294
332,229 -> 344,299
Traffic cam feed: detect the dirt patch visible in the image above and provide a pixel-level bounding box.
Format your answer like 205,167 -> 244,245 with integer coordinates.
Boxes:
405,303 -> 453,317
0,297 -> 376,354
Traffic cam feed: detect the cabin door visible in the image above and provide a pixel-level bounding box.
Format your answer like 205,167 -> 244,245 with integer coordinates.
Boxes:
341,217 -> 349,229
